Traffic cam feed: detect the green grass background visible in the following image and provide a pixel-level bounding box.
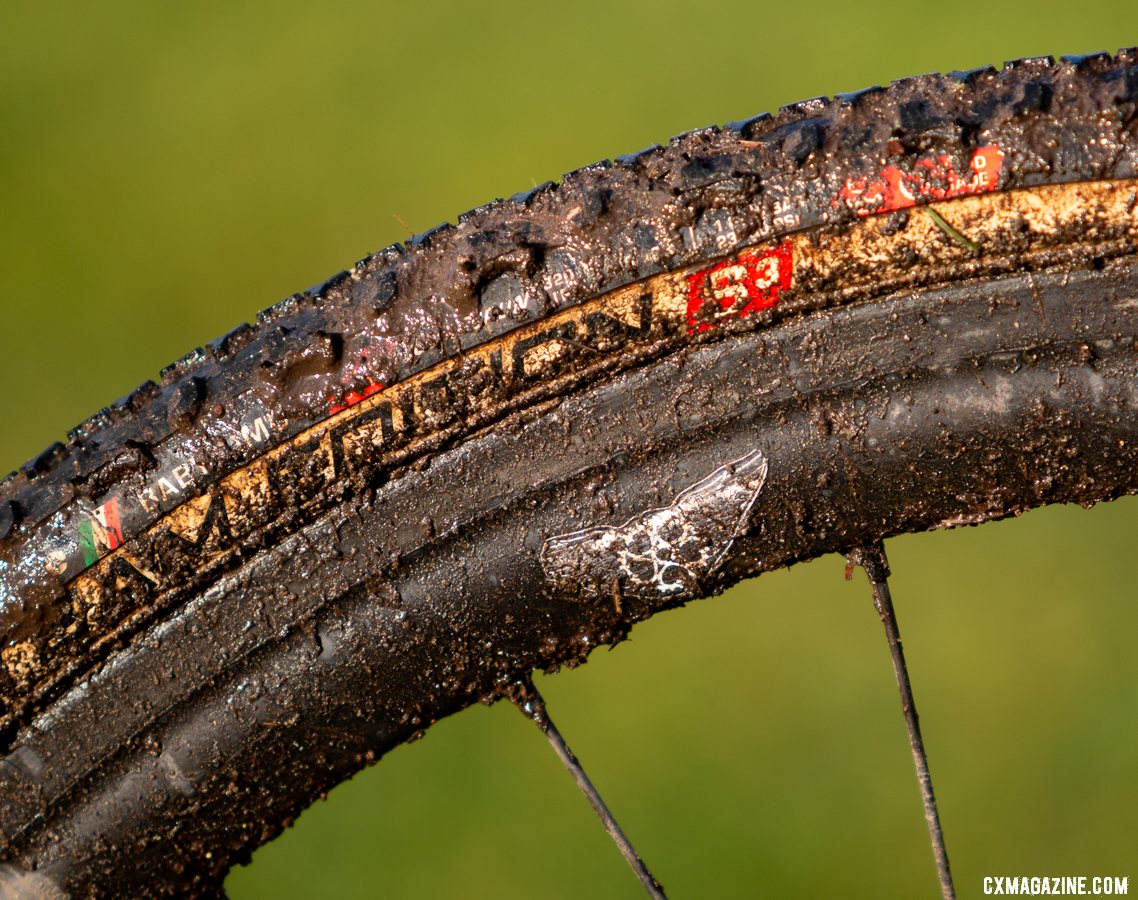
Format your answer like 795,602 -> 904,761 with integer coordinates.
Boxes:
2,2 -> 1137,896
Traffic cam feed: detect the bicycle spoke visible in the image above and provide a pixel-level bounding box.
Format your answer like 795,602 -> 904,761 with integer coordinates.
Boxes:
847,543 -> 956,900
509,678 -> 668,900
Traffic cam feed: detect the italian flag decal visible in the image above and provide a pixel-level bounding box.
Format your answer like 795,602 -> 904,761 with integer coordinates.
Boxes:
78,498 -> 124,566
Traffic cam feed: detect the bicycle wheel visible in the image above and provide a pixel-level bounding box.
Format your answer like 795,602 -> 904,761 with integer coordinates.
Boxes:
2,51 -> 1138,897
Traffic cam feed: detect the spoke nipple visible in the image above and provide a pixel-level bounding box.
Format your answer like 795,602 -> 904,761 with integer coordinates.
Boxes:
844,541 -> 890,582
504,674 -> 549,729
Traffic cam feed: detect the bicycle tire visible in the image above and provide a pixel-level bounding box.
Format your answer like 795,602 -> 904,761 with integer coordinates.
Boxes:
2,51 -> 1138,897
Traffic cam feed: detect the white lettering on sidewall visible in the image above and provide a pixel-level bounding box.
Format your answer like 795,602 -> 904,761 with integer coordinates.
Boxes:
137,463 -> 201,515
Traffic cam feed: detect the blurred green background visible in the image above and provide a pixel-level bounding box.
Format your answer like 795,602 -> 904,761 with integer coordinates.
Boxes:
2,2 -> 1137,897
